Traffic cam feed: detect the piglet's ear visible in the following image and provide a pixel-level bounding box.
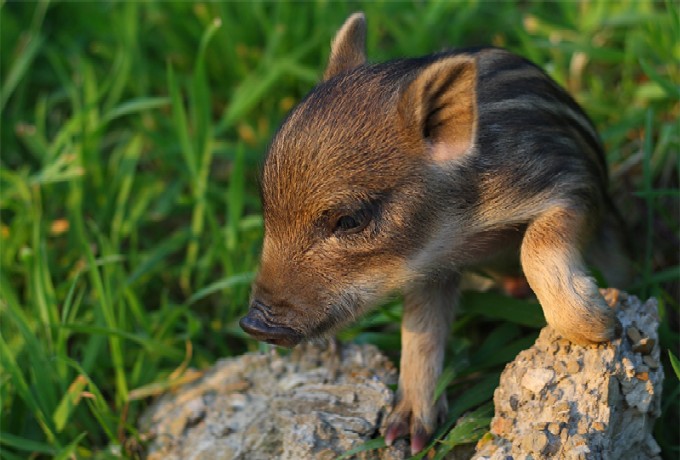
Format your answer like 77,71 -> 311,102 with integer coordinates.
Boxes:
399,56 -> 478,163
323,12 -> 367,81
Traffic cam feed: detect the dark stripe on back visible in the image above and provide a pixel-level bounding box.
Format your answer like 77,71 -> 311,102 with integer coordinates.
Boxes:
473,50 -> 608,187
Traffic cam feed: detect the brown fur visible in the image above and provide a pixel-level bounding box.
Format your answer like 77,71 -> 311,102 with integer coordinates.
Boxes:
323,12 -> 367,81
398,56 -> 478,161
239,12 -> 629,454
520,205 -> 616,343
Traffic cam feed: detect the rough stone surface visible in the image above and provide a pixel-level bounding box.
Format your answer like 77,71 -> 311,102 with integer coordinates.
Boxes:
472,289 -> 664,460
139,342 -> 412,459
140,290 -> 664,460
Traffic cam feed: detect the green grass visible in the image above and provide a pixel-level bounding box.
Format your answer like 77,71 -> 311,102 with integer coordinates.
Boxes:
1,1 -> 678,458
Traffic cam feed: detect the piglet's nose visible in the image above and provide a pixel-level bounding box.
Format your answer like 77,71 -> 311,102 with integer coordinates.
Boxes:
239,300 -> 302,348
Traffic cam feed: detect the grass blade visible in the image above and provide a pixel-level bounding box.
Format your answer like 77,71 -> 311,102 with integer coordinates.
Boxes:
0,432 -> 56,456
1,35 -> 43,113
460,292 -> 545,328
53,376 -> 88,433
669,350 -> 680,381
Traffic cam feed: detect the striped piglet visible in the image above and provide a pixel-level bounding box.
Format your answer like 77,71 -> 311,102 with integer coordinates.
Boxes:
240,12 -> 629,454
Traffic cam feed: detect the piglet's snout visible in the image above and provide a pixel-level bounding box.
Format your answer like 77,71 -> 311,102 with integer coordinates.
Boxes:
239,300 -> 302,348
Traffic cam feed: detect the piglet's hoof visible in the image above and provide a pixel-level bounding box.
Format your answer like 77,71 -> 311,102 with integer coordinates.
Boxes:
383,395 -> 447,454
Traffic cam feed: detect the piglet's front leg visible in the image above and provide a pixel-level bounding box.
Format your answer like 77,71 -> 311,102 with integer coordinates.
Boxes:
384,275 -> 458,454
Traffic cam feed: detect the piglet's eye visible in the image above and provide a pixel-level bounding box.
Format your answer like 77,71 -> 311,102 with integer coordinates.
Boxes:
333,209 -> 371,236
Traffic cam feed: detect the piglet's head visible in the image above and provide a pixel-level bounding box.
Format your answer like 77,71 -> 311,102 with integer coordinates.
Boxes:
239,13 -> 477,346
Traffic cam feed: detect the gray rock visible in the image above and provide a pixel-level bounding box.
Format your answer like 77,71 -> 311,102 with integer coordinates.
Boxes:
140,290 -> 664,459
139,342 -> 410,459
472,290 -> 664,460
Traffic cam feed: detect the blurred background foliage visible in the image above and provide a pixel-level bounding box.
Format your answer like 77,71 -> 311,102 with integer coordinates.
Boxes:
0,1 -> 677,458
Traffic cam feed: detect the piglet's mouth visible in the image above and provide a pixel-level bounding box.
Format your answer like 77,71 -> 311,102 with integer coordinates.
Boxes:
239,306 -> 303,348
